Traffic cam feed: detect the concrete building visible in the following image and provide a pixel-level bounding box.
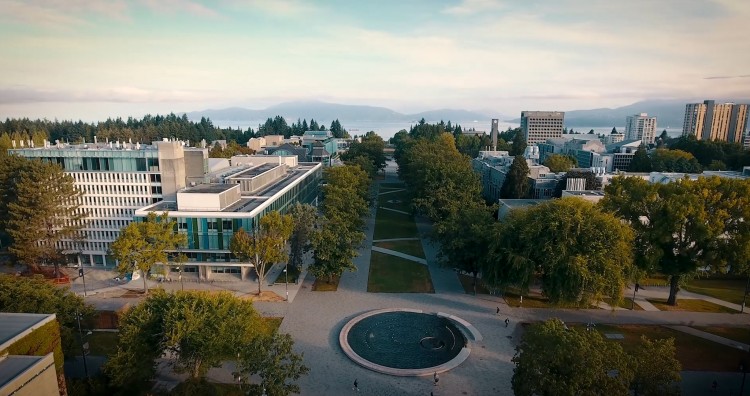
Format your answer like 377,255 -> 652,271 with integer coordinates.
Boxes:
134,161 -> 322,280
561,190 -> 606,203
521,111 -> 565,144
683,100 -> 749,143
472,151 -> 561,201
603,132 -> 625,145
625,113 -> 657,145
0,313 -> 61,396
10,139 -> 207,266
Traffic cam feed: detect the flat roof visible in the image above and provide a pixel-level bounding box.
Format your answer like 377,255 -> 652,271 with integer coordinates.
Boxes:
181,184 -> 238,194
563,190 -> 605,196
498,199 -> 545,208
228,163 -> 279,179
0,355 -> 50,388
0,313 -> 56,351
137,163 -> 321,216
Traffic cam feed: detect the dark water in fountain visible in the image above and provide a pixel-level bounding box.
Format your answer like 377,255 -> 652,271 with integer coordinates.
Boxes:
346,311 -> 467,369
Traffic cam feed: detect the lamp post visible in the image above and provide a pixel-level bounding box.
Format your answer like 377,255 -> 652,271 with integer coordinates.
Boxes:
78,265 -> 87,297
741,276 -> 749,314
284,263 -> 289,302
740,360 -> 747,396
76,311 -> 89,378
631,283 -> 639,310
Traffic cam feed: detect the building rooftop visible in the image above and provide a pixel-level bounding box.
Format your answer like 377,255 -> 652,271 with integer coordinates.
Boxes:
498,199 -> 546,208
137,163 -> 321,216
563,190 -> 606,197
0,313 -> 56,351
0,355 -> 48,388
181,184 -> 238,194
228,164 -> 279,179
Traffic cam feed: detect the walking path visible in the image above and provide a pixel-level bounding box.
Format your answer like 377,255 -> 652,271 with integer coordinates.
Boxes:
370,246 -> 426,264
377,206 -> 410,215
372,237 -> 421,243
667,325 -> 750,351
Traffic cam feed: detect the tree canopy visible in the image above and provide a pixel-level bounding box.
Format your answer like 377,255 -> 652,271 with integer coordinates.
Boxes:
512,319 -> 680,396
483,198 -> 634,305
500,155 -> 530,199
649,149 -> 702,173
340,131 -> 386,177
230,211 -> 294,294
628,145 -> 652,172
510,131 -> 527,156
110,212 -> 186,294
2,156 -> 83,273
105,290 -> 281,388
600,176 -> 750,304
0,275 -> 94,357
288,203 -> 318,271
543,154 -> 577,173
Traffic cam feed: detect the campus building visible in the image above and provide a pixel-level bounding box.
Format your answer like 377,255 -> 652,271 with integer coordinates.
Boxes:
683,100 -> 749,143
0,313 -> 61,396
10,139 -> 322,271
520,111 -> 565,145
625,113 -> 657,145
134,161 -> 322,279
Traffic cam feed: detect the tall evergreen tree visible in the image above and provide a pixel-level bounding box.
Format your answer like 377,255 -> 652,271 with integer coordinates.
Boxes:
510,131 -> 527,156
500,156 -> 530,199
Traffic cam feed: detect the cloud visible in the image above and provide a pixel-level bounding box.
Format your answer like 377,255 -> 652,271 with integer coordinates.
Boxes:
140,0 -> 220,18
0,0 -> 130,26
0,86 -> 214,104
442,0 -> 506,15
704,75 -> 750,80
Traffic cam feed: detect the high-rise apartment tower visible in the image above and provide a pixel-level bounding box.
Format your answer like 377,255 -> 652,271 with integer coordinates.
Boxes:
520,111 -> 565,145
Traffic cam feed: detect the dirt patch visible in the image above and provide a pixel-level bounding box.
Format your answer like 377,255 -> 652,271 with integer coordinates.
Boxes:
120,289 -> 146,298
240,290 -> 286,302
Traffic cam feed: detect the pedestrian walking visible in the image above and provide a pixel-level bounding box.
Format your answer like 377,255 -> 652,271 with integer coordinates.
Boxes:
505,318 -> 510,328
433,372 -> 439,386
496,306 -> 500,315
353,379 -> 359,392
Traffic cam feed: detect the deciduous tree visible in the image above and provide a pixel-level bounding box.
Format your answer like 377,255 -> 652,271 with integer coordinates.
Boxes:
628,145 -> 652,172
110,212 -> 186,294
230,211 -> 294,294
512,319 -> 634,396
483,198 -> 634,305
543,154 -> 577,173
288,203 -> 318,272
631,336 -> 681,396
236,330 -> 309,396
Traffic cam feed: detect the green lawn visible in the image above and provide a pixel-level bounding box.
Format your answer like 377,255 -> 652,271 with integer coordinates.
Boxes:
647,298 -> 738,313
373,207 -> 419,240
271,264 -> 300,284
683,279 -> 748,305
373,240 -> 425,258
457,274 -> 491,295
591,324 -> 748,371
367,252 -> 434,293
693,326 -> 750,345
379,183 -> 405,189
377,190 -> 411,213
604,297 -> 643,310
71,331 -> 120,357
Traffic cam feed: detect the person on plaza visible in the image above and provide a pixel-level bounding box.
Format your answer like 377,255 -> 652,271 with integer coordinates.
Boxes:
505,318 -> 510,328
496,306 -> 500,315
433,372 -> 439,386
353,379 -> 359,391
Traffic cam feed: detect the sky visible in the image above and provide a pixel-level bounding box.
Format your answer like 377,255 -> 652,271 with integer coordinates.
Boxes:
1,0 -> 749,121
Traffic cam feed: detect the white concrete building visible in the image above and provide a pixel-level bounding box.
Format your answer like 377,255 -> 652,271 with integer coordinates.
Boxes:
625,113 -> 657,145
521,111 -> 565,144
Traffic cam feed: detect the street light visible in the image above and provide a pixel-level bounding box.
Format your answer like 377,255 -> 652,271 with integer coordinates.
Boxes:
76,311 -> 89,378
631,282 -> 640,310
78,265 -> 87,297
740,360 -> 747,396
284,263 -> 289,302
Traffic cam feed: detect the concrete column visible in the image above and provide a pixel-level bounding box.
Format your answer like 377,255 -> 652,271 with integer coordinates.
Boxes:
241,266 -> 250,281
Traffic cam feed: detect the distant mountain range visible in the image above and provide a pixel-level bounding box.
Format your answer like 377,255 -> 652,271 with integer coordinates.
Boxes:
186,101 -> 491,124
508,99 -> 750,129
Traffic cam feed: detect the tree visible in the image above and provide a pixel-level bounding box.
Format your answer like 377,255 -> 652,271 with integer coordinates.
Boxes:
5,158 -> 84,274
105,290 -> 265,387
600,176 -> 749,305
341,132 -> 387,177
510,131 -> 527,156
236,330 -> 309,396
288,203 -> 318,271
230,211 -> 293,294
309,219 -> 362,282
434,203 -> 495,294
589,129 -> 595,134
512,319 -> 634,396
611,127 -> 618,134
543,154 -> 577,173
0,275 -> 94,356
500,155 -> 530,199
483,198 -> 634,305
650,149 -> 702,172
628,145 -> 652,172
110,212 -> 186,294
631,336 -> 681,396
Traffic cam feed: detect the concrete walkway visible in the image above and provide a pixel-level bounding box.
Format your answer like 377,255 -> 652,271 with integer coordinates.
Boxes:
667,325 -> 750,352
370,246 -> 427,265
378,206 -> 410,215
372,237 -> 421,243
377,188 -> 405,195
